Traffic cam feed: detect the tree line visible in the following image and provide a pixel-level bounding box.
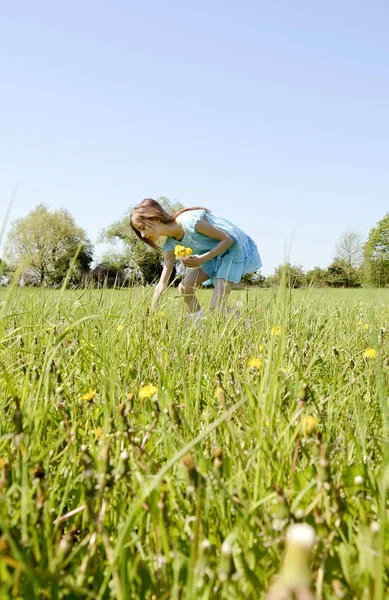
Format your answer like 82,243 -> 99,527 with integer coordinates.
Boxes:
1,198 -> 388,288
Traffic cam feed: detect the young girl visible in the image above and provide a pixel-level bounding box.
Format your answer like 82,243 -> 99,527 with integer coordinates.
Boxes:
130,198 -> 262,320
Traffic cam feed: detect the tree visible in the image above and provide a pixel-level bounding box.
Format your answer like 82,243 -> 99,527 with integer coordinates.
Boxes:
4,204 -> 93,286
305,266 -> 328,287
334,230 -> 364,269
0,258 -> 8,277
364,213 -> 389,286
325,259 -> 361,288
240,269 -> 265,287
268,263 -> 306,288
100,197 -> 182,285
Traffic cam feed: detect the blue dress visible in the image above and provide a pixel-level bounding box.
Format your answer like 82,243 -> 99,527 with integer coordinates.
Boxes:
162,209 -> 262,286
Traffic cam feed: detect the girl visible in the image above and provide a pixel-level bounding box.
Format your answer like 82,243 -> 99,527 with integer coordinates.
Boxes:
130,198 -> 262,320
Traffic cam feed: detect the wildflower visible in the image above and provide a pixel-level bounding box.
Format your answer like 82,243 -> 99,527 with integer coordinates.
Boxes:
301,415 -> 318,436
364,324 -> 370,330
174,245 -> 193,258
271,325 -> 281,336
354,475 -> 363,486
81,390 -> 97,402
93,427 -> 104,440
215,386 -> 225,406
248,357 -> 262,369
139,384 -> 158,399
363,348 -> 377,359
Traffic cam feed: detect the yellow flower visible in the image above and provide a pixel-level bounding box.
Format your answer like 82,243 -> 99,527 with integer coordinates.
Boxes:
271,325 -> 281,336
215,385 -> 225,405
174,245 -> 193,258
363,348 -> 377,359
139,384 -> 158,399
93,427 -> 104,440
248,357 -> 262,369
127,392 -> 134,401
81,389 -> 97,402
363,324 -> 370,330
301,415 -> 318,436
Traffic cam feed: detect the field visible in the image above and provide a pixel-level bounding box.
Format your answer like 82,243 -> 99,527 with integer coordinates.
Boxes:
0,286 -> 388,599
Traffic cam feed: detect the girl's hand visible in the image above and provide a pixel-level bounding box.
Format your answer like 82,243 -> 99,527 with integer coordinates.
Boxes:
181,254 -> 205,268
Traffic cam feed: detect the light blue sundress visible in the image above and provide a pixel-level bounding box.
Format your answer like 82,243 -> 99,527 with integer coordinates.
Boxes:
162,209 -> 262,286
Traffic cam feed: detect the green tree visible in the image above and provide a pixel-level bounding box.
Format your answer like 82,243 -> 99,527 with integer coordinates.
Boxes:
305,266 -> 328,287
4,204 -> 93,286
325,259 -> 361,288
0,258 -> 8,276
100,197 -> 182,285
240,269 -> 265,287
268,263 -> 306,288
364,213 -> 389,286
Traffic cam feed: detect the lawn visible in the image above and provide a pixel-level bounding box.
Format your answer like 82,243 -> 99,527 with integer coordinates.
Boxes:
0,286 -> 388,599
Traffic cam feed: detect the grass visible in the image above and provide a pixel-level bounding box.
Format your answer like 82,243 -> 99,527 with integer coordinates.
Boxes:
0,285 -> 388,599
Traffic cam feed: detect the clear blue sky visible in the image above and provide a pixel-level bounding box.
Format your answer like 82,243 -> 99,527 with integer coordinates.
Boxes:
1,1 -> 388,274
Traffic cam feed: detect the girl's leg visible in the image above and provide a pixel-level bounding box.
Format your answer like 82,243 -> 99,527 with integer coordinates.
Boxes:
210,278 -> 235,312
178,268 -> 210,313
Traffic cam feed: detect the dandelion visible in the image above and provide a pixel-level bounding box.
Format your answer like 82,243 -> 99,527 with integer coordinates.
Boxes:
81,390 -> 97,402
215,386 -> 225,406
271,325 -> 281,336
301,415 -> 318,436
93,427 -> 104,440
248,357 -> 262,369
139,384 -> 158,399
363,348 -> 377,359
174,245 -> 192,258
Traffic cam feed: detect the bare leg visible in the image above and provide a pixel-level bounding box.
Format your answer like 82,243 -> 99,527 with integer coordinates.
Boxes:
210,278 -> 235,312
178,268 -> 210,313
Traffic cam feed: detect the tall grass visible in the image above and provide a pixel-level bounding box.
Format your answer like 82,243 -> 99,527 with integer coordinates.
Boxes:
0,285 -> 388,599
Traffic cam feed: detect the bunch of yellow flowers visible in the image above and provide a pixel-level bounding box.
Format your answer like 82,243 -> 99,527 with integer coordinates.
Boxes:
174,245 -> 193,258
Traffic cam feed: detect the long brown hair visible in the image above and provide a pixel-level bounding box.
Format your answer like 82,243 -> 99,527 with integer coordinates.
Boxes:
130,198 -> 209,251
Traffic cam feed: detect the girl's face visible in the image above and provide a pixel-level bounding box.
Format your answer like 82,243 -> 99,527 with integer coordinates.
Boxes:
137,219 -> 160,242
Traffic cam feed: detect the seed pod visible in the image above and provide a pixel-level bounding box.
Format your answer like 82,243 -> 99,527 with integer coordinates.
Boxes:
217,538 -> 235,583
267,524 -> 315,600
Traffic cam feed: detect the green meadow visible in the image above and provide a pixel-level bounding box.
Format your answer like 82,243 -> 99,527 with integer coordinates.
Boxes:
0,286 -> 388,599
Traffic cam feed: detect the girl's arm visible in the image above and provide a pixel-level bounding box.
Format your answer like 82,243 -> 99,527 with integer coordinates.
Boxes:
182,219 -> 234,268
151,250 -> 175,310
